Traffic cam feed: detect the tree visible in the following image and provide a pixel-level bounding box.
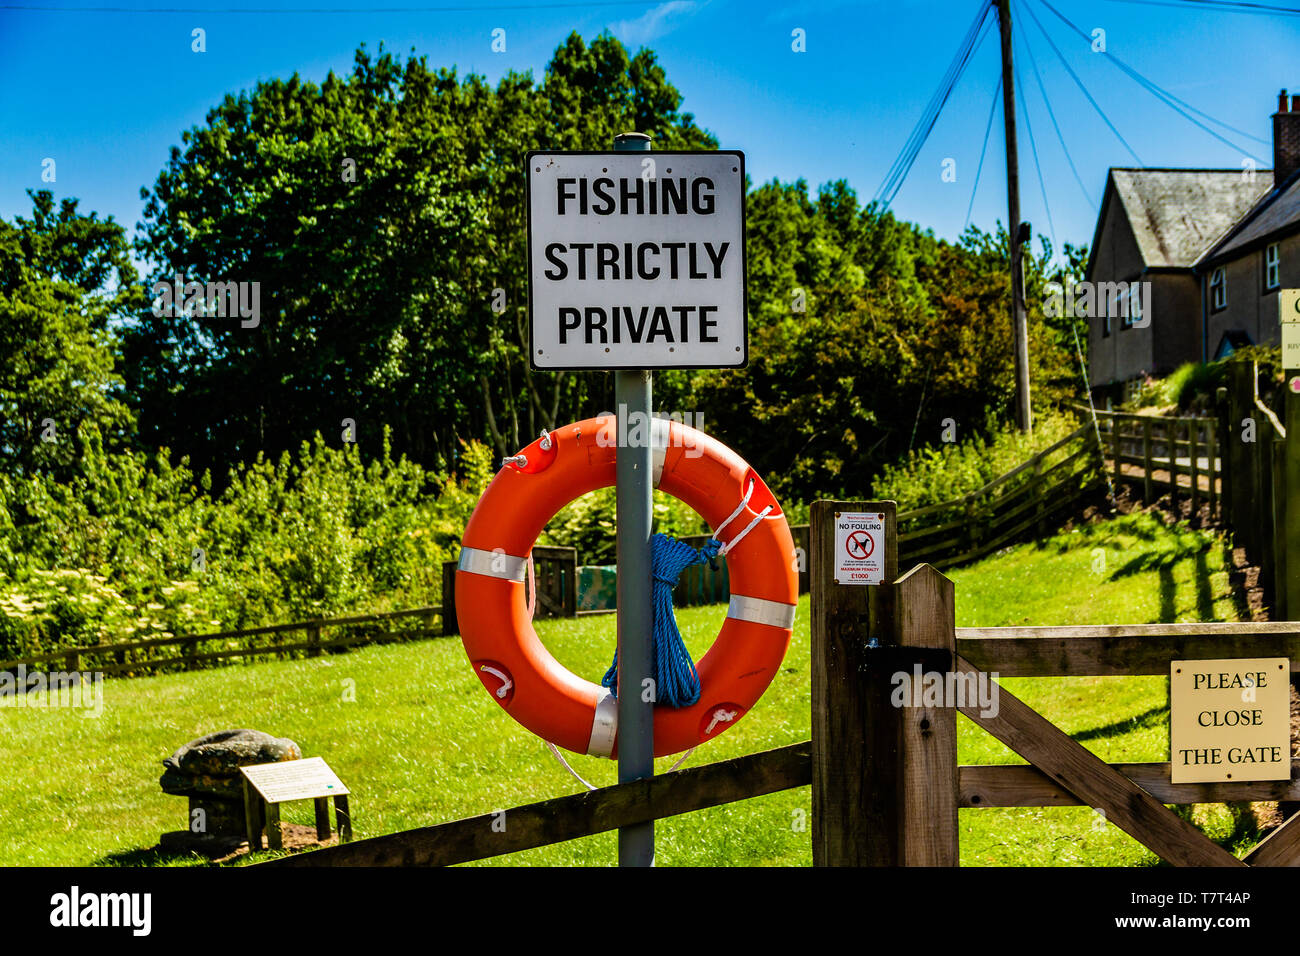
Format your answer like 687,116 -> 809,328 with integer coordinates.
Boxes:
0,190 -> 138,478
128,33 -> 715,480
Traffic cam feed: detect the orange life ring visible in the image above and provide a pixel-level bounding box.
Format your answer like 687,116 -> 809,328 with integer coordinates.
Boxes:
456,415 -> 798,758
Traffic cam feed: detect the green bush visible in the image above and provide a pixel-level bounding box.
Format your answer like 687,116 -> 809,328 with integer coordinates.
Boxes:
1128,361 -> 1226,412
0,428 -> 496,658
541,488 -> 710,565
871,413 -> 1084,511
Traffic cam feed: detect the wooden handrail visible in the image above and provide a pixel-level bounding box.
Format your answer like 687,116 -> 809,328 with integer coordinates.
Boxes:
0,605 -> 443,671
1067,401 -> 1214,425
957,621 -> 1300,677
894,423 -> 1094,521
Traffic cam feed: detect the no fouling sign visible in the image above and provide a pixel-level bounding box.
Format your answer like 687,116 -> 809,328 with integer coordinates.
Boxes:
526,150 -> 747,370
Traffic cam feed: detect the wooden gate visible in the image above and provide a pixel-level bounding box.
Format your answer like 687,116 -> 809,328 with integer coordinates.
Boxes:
811,500 -> 1300,867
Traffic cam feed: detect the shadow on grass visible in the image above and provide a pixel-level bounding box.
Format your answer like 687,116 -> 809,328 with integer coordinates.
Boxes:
1193,550 -> 1216,621
94,845 -> 216,867
1070,704 -> 1168,744
1159,565 -> 1176,621
1221,539 -> 1252,622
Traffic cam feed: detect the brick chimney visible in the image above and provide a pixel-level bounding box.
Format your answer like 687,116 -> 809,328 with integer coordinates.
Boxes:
1274,88 -> 1300,187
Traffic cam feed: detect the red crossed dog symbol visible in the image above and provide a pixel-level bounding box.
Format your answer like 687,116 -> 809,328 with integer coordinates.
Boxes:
846,530 -> 874,560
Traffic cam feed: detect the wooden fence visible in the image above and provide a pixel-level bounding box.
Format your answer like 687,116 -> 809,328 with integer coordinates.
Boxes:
0,605 -> 444,679
441,545 -> 578,635
265,500 -> 1300,868
893,421 -> 1103,570
1088,406 -> 1221,520
674,525 -> 811,607
1217,362 -> 1297,620
673,421 -> 1103,601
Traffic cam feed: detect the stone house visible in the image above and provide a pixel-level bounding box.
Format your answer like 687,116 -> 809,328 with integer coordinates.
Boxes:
1086,90 -> 1300,401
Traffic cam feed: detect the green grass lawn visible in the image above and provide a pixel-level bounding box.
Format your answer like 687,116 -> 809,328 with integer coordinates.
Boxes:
0,513 -> 1251,866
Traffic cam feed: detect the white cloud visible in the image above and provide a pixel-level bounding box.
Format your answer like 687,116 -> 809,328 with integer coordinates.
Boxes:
609,1 -> 700,47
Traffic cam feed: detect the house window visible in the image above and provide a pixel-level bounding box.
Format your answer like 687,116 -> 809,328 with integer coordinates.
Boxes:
1210,267 -> 1227,311
1119,283 -> 1144,330
1265,243 -> 1280,291
1131,284 -> 1143,327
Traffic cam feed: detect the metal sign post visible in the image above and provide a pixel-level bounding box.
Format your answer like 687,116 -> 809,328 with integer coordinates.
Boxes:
525,134 -> 747,867
612,130 -> 656,867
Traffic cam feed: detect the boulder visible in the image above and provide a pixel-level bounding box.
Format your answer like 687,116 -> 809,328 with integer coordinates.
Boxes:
162,729 -> 300,780
159,729 -> 301,846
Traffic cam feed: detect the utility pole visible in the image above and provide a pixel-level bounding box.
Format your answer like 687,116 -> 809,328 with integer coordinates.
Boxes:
996,0 -> 1033,435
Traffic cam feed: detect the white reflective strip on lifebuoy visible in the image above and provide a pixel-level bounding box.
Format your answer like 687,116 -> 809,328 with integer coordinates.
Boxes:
652,417 -> 669,488
727,594 -> 797,630
457,546 -> 528,582
587,689 -> 618,758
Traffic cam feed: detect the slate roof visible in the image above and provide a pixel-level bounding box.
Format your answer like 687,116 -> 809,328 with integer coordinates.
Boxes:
1197,170 -> 1300,266
1105,168 -> 1271,270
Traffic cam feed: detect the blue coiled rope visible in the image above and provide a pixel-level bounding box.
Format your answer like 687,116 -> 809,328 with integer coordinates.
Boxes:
600,533 -> 721,708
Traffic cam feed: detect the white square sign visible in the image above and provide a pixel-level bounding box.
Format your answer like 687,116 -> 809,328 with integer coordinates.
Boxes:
1279,288 -> 1300,323
834,512 -> 885,585
526,150 -> 747,370
1284,322 -> 1300,369
1280,289 -> 1300,368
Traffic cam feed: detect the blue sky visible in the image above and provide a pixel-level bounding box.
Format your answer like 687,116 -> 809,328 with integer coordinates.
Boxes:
2,0 -> 1298,262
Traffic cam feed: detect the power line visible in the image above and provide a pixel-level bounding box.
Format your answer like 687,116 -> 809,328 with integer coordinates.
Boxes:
1018,0 -> 1145,165
1013,0 -> 1095,206
1069,4 -> 1272,147
1035,0 -> 1269,164
1107,0 -> 1300,16
874,0 -> 994,210
965,73 -> 1003,230
875,1 -> 991,208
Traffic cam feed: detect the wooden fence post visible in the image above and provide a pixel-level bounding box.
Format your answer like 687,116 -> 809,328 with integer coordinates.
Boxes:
1112,415 -> 1123,488
810,500 -> 898,866
894,563 -> 959,866
1189,420 -> 1200,521
442,561 -> 459,636
1226,362 -> 1256,552
1142,418 -> 1153,504
563,548 -> 578,617
1206,418 -> 1218,522
1259,414 -> 1277,611
1283,368 -> 1300,623
1032,455 -> 1045,538
796,524 -> 810,595
307,620 -> 322,658
1216,386 -> 1231,525
1167,420 -> 1179,514
1273,436 -> 1290,621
